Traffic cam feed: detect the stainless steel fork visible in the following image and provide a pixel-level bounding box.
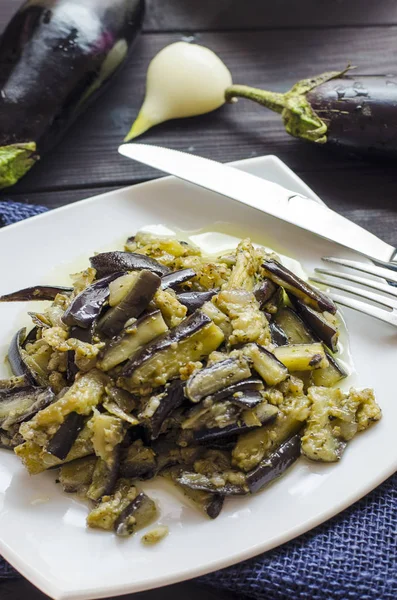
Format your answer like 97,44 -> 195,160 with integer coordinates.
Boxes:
309,257 -> 397,327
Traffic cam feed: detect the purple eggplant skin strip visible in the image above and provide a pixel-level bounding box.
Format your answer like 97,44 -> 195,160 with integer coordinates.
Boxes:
206,495 -> 224,519
23,327 -> 39,347
269,321 -> 289,347
176,290 -> 218,314
66,326 -> 94,385
46,413 -> 86,460
176,472 -> 248,496
223,389 -> 264,409
161,269 -> 196,290
289,297 -> 339,353
193,408 -> 277,445
8,328 -> 37,385
149,380 -> 186,440
114,493 -> 145,536
90,251 -> 170,278
253,280 -> 278,309
0,285 -> 73,302
262,259 -> 337,314
246,434 -> 301,494
207,378 -> 264,404
114,492 -> 156,537
62,272 -> 125,329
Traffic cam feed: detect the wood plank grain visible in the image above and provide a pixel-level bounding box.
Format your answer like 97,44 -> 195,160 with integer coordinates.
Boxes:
2,0 -> 397,31
0,579 -> 233,600
145,0 -> 397,30
1,27 -> 397,197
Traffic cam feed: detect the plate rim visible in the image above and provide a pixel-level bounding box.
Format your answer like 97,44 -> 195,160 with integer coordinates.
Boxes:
0,154 -> 394,600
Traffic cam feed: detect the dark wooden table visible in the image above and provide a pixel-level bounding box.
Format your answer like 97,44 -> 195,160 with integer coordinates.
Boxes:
1,1 -> 397,598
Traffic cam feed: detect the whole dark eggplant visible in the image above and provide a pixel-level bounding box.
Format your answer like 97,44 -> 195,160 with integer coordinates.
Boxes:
0,0 -> 145,189
225,69 -> 397,157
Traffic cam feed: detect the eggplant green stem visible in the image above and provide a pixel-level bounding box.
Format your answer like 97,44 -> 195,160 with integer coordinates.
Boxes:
0,143 -> 38,189
225,67 -> 352,144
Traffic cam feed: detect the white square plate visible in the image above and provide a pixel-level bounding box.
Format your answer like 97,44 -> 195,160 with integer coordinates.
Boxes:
0,156 -> 396,600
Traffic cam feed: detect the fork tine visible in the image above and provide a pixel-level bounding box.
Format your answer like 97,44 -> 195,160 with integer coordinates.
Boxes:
310,277 -> 397,310
314,268 -> 397,299
322,257 -> 397,285
326,292 -> 397,326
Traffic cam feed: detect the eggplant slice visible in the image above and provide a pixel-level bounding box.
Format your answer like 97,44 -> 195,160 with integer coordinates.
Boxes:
176,290 -> 218,314
147,380 -> 186,440
243,343 -> 289,386
192,401 -> 278,444
185,356 -> 252,403
177,471 -> 249,496
290,297 -> 339,352
246,434 -> 301,493
87,451 -> 121,502
115,492 -> 158,537
218,389 -> 264,410
98,270 -> 161,338
99,310 -> 168,372
90,251 -> 169,278
165,467 -> 225,519
0,285 -> 73,302
161,269 -> 196,290
62,273 -> 126,329
208,378 -> 264,404
262,260 -> 336,314
120,311 -> 224,389
273,306 -> 315,345
59,456 -> 97,495
253,280 -> 278,309
0,385 -> 55,430
46,412 -> 86,460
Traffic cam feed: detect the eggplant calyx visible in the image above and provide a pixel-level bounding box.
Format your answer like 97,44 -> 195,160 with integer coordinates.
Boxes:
225,67 -> 352,144
0,143 -> 39,190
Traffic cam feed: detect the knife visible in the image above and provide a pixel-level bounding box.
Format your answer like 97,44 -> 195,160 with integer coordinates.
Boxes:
118,143 -> 397,266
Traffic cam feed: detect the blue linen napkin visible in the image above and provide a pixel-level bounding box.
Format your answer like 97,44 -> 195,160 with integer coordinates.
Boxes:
0,200 -> 396,599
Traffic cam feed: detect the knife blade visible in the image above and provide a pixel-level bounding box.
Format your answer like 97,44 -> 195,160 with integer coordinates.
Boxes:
118,143 -> 396,264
